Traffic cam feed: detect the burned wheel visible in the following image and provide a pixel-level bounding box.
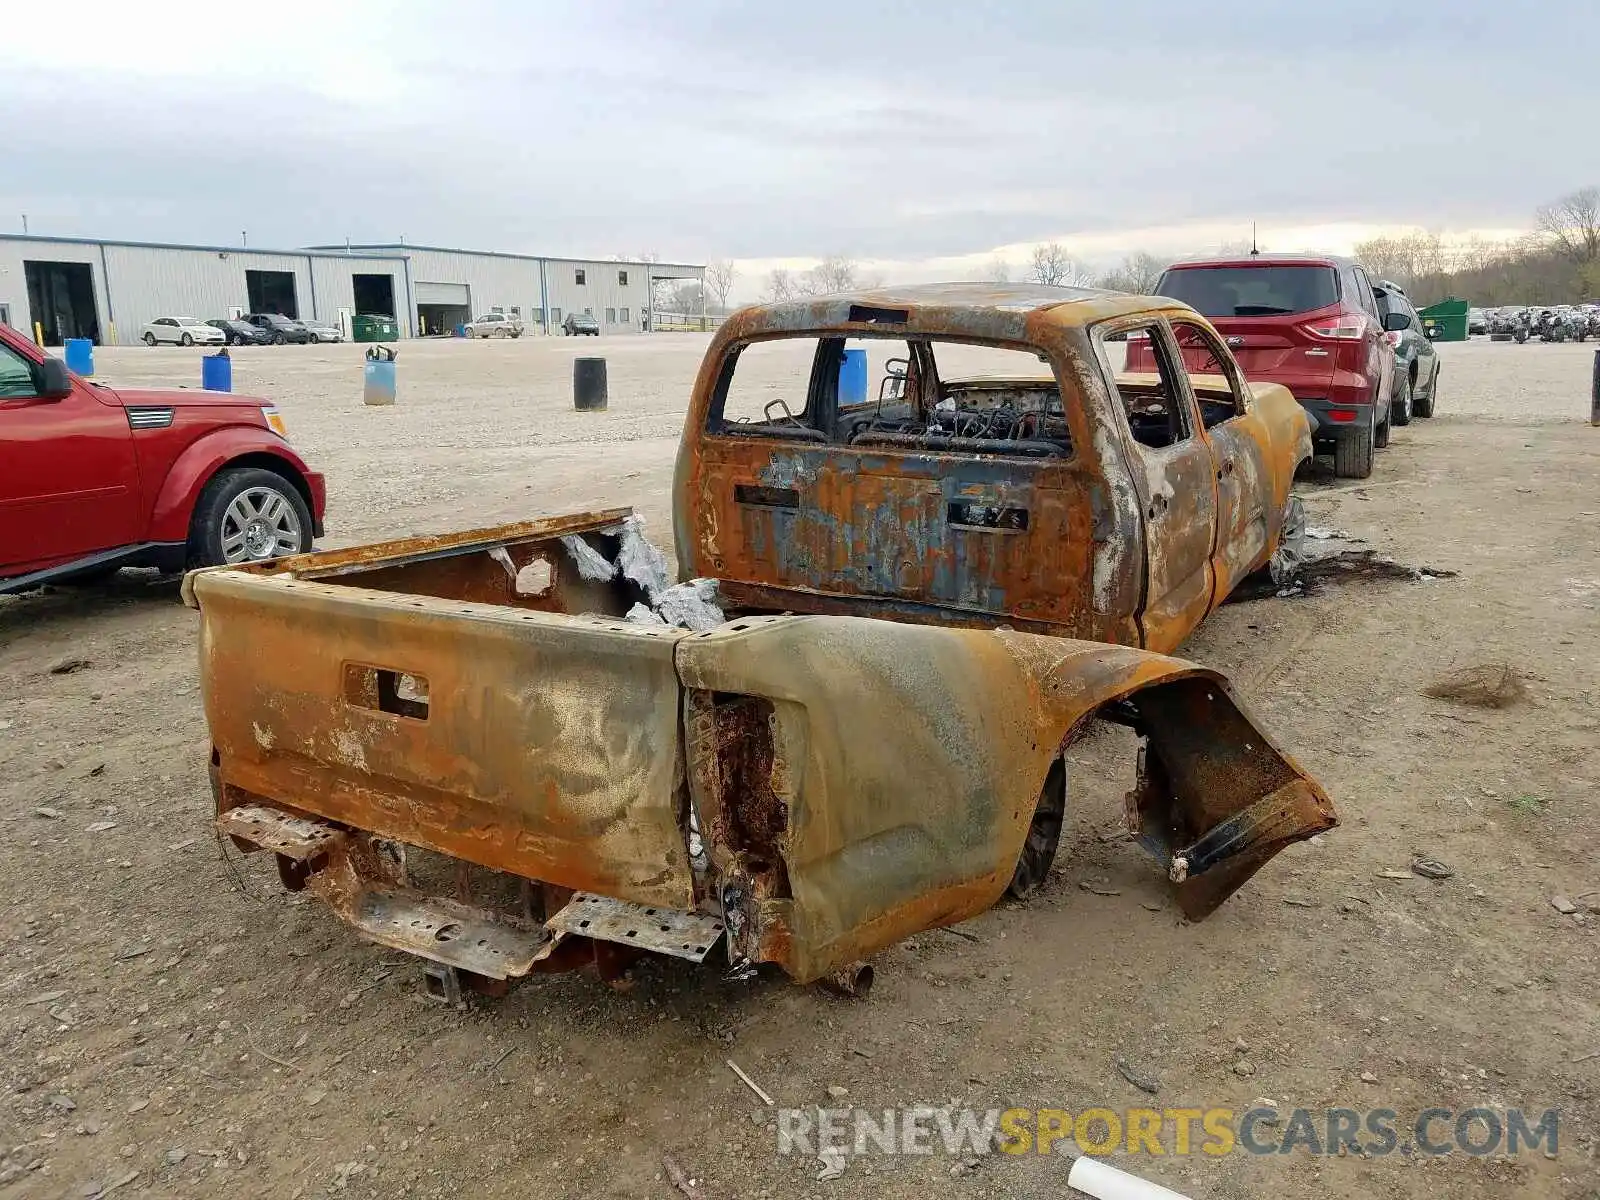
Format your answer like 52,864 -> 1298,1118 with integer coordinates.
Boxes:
1006,758 -> 1066,900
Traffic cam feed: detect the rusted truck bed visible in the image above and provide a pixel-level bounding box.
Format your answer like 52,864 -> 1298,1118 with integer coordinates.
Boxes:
187,509 -> 1336,991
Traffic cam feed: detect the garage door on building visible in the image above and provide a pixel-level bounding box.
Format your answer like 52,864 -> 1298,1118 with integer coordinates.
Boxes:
415,281 -> 471,337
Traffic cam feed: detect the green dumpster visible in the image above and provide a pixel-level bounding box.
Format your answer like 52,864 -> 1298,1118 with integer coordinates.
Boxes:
352,313 -> 399,343
1417,298 -> 1469,342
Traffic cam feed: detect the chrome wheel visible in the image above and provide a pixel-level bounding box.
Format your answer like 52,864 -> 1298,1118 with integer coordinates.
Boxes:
221,486 -> 304,562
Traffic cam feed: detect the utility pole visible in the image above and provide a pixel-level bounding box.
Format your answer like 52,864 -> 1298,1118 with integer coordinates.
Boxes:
241,231 -> 248,248
21,214 -> 27,235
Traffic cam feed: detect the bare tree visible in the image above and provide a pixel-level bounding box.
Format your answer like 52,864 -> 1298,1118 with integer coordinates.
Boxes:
1536,187 -> 1600,264
764,268 -> 798,302
804,255 -> 859,295
1028,242 -> 1097,287
1029,242 -> 1072,285
1097,251 -> 1165,294
981,257 -> 1013,284
703,259 -> 737,313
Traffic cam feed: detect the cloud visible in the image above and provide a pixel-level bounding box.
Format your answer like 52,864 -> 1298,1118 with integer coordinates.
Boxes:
0,0 -> 1586,279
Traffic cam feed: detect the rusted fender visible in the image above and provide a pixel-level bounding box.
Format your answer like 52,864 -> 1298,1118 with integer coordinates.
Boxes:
678,616 -> 1335,984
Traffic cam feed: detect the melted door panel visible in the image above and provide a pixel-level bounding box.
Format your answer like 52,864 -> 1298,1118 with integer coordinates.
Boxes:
697,437 -> 1096,628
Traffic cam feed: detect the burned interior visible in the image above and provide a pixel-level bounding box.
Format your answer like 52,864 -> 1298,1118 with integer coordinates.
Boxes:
710,331 -> 1074,457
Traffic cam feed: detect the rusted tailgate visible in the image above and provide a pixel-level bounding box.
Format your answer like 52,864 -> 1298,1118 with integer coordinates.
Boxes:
193,569 -> 697,910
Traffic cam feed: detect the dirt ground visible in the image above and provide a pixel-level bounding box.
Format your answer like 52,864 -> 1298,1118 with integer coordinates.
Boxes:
2,334 -> 1597,1200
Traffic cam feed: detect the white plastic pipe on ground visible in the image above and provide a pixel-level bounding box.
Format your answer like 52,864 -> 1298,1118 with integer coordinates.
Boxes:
1067,1156 -> 1197,1200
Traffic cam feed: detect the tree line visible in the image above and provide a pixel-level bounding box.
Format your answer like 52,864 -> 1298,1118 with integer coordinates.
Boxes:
665,185 -> 1600,315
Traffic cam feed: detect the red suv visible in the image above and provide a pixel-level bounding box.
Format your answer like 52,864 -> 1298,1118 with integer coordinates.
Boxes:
0,323 -> 326,594
1150,254 -> 1399,478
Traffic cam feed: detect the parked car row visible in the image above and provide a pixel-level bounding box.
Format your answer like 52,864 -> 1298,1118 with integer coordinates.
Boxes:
1482,304 -> 1598,343
1149,253 -> 1433,479
142,313 -> 346,347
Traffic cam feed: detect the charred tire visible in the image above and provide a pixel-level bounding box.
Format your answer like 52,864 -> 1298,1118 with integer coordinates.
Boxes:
1006,758 -> 1066,900
1333,420 -> 1375,479
1413,368 -> 1436,418
143,332 -> 157,346
1391,375 -> 1412,427
186,466 -> 314,570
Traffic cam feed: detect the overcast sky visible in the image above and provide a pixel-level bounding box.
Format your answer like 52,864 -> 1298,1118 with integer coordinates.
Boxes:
4,2 -> 1594,297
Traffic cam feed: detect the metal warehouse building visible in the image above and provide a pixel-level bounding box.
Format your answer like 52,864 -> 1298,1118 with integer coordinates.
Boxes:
0,233 -> 702,346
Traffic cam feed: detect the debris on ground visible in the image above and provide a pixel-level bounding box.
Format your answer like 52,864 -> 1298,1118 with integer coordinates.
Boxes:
1114,1054 -> 1160,1095
49,658 -> 93,675
816,1148 -> 848,1181
1079,880 -> 1122,897
726,1059 -> 774,1106
662,1153 -> 706,1200
1233,546 -> 1457,602
1551,896 -> 1579,915
1411,856 -> 1455,880
1424,664 -> 1527,709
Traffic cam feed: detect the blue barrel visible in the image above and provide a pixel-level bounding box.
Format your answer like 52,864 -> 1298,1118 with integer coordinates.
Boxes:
363,357 -> 397,406
838,348 -> 868,405
201,352 -> 233,393
64,338 -> 94,377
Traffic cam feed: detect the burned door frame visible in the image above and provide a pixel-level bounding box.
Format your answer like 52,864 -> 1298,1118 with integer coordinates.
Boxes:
681,325 -> 1135,643
1089,316 -> 1219,656
1166,317 -> 1273,602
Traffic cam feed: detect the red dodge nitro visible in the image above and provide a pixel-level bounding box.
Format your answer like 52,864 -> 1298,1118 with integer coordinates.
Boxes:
0,323 -> 325,594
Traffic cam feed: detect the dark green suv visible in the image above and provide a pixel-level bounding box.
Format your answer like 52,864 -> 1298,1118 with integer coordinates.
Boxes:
1373,281 -> 1439,424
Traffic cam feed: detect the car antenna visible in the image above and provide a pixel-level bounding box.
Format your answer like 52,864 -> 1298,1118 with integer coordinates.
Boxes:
1250,222 -> 1259,257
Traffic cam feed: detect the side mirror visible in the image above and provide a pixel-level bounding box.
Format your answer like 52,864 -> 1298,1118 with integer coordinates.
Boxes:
1381,311 -> 1410,333
37,356 -> 73,399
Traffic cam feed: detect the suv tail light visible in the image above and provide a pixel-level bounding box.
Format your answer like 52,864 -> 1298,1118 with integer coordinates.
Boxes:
1303,315 -> 1367,340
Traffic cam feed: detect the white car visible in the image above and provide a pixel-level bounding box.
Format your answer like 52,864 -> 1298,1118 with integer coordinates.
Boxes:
142,317 -> 225,347
303,320 -> 344,344
466,312 -> 524,339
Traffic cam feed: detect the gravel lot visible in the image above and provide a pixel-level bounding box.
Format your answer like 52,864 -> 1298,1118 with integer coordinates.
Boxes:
1,334 -> 1597,1199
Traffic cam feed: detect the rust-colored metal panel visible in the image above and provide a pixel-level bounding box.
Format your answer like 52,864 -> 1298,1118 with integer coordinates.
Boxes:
693,439 -> 1108,630
194,569 -> 696,909
678,615 -> 1336,984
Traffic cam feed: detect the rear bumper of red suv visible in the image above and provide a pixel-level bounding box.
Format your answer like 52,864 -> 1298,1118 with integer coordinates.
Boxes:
1280,369 -> 1376,442
1294,395 -> 1373,442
